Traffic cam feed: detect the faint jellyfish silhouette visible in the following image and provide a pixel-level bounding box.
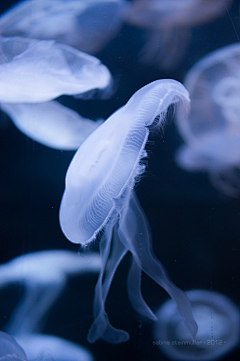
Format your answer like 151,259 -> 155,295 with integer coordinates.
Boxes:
0,101 -> 103,150
0,0 -> 127,54
0,250 -> 101,335
0,331 -> 27,361
59,79 -> 198,344
0,36 -> 111,103
15,333 -> 94,361
175,43 -> 240,196
125,0 -> 233,69
153,289 -> 240,360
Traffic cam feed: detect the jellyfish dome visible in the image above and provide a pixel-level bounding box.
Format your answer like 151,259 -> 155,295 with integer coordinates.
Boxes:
175,43 -> 240,196
153,289 -> 240,360
0,331 -> 27,361
0,36 -> 111,103
60,79 -> 198,344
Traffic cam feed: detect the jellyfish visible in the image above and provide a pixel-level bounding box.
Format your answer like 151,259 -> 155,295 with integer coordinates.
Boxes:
0,331 -> 27,361
0,250 -> 101,335
59,79 -> 198,344
15,333 -> 94,361
0,0 -> 127,55
0,101 -> 103,150
125,0 -> 233,69
175,43 -> 240,196
153,289 -> 240,360
0,36 -> 111,103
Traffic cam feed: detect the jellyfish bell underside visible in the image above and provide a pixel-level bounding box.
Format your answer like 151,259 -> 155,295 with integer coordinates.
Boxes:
176,43 -> 240,196
60,79 -> 198,344
0,101 -> 103,150
153,289 -> 240,360
0,331 -> 27,361
0,36 -> 111,103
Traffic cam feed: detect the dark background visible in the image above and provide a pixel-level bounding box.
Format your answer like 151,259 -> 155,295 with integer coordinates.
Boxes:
0,0 -> 240,360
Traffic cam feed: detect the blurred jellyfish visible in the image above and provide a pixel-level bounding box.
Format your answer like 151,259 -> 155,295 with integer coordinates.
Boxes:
125,0 -> 233,69
0,250 -> 101,335
15,333 -> 94,361
153,289 -> 240,360
0,101 -> 103,150
0,0 -> 127,54
175,43 -> 240,196
59,79 -> 198,344
0,331 -> 27,361
0,36 -> 111,103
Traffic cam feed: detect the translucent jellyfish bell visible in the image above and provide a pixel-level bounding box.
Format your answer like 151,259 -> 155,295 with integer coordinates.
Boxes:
175,43 -> 240,196
0,101 -> 103,150
0,251 -> 101,335
153,289 -> 240,360
15,334 -> 94,361
0,331 -> 27,361
0,0 -> 127,54
0,36 -> 111,103
60,79 -> 198,344
125,0 -> 233,69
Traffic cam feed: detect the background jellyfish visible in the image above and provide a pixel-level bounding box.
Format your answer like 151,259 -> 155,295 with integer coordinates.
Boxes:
15,333 -> 94,361
0,331 -> 27,361
125,0 -> 233,69
0,0 -> 127,54
60,79 -> 197,344
153,289 -> 240,360
0,36 -> 111,103
0,252 -> 99,361
175,43 -> 240,197
0,35 -> 112,149
0,251 -> 101,335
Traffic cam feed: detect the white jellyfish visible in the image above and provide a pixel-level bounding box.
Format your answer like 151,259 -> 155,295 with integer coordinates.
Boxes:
15,333 -> 94,361
0,101 -> 103,150
125,0 -> 233,69
0,0 -> 127,55
175,43 -> 240,196
0,250 -> 101,335
0,36 -> 111,103
59,79 -> 198,344
0,331 -> 27,361
153,289 -> 240,360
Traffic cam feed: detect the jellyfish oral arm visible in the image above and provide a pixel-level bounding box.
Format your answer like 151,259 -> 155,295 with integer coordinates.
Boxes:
87,217 -> 129,344
118,193 -> 198,340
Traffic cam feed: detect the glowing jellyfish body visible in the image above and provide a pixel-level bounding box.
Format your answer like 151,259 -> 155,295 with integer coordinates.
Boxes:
1,101 -> 103,150
175,43 -> 240,196
0,331 -> 27,361
0,0 -> 127,54
153,289 -> 240,360
0,251 -> 101,335
60,79 -> 198,343
125,0 -> 233,69
0,36 -> 111,103
15,334 -> 94,361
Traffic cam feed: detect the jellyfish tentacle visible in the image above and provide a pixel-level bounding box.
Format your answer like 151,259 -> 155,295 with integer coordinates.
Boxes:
87,220 -> 129,344
118,192 -> 198,340
127,257 -> 157,321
